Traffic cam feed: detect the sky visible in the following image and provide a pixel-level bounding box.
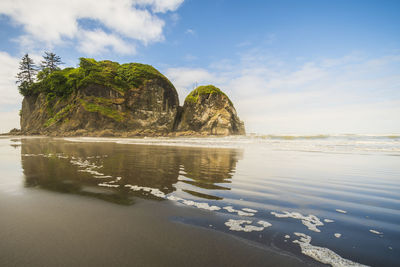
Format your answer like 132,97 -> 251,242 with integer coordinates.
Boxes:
0,0 -> 399,134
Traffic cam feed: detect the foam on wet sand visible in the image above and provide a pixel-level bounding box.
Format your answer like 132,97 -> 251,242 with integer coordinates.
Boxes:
124,184 -> 166,198
336,209 -> 347,214
223,206 -> 256,216
242,208 -> 257,213
271,211 -> 324,232
292,233 -> 368,267
123,184 -> 222,211
181,199 -> 221,211
26,152 -> 225,213
369,230 -> 383,235
98,183 -> 120,188
224,219 -> 272,232
18,150 -> 374,267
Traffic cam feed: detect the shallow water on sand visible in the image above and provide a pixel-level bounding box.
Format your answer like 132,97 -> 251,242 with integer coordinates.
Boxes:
1,136 -> 399,266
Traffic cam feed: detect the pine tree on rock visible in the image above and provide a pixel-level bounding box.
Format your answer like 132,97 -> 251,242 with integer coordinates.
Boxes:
40,52 -> 63,74
16,54 -> 37,96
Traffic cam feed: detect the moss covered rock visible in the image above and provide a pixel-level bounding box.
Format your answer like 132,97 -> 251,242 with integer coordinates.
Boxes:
20,58 -> 179,135
177,85 -> 245,135
20,59 -> 245,136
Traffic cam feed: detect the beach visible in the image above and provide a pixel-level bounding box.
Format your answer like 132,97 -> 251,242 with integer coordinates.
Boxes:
0,188 -> 308,267
0,135 -> 399,266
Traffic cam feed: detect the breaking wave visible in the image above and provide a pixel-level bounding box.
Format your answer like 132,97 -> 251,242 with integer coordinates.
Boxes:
62,133 -> 400,155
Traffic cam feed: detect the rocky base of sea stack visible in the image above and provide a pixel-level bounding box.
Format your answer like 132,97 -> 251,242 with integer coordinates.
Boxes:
5,129 -> 231,137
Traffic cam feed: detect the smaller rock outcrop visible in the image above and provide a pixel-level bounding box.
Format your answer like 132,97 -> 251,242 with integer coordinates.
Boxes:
177,85 -> 245,135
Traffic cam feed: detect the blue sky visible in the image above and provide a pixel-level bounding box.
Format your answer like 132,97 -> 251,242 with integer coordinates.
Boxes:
0,0 -> 399,134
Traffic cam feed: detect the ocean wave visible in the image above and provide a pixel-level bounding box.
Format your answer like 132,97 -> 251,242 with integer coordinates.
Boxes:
250,133 -> 400,140
261,134 -> 330,140
61,134 -> 400,155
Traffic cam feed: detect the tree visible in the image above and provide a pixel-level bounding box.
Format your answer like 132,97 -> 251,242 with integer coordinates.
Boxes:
16,54 -> 37,96
41,52 -> 63,73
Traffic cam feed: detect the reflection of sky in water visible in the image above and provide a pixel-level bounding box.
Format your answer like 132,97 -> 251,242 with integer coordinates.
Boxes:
2,136 -> 399,266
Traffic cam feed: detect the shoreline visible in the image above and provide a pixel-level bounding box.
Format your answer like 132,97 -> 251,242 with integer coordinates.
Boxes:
0,187 -> 313,266
1,131 -> 241,138
1,136 -> 396,266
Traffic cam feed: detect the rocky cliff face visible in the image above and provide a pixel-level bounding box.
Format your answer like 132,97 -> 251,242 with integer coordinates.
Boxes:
20,59 -> 244,136
177,85 -> 245,135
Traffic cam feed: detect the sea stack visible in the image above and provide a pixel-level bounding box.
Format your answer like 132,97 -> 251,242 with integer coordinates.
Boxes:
177,85 -> 245,135
19,58 -> 244,136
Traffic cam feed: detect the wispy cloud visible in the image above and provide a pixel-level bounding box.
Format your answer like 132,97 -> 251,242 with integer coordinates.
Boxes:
136,0 -> 184,13
78,29 -> 135,55
0,110 -> 20,133
0,0 -> 184,53
183,54 -> 198,61
185,29 -> 195,35
166,50 -> 400,134
0,52 -> 21,106
0,52 -> 21,132
165,67 -> 214,104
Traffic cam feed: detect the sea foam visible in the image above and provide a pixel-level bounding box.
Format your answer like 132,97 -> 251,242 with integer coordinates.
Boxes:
223,206 -> 256,216
224,219 -> 271,232
369,229 -> 383,235
293,233 -> 368,267
336,209 -> 347,214
271,211 -> 324,232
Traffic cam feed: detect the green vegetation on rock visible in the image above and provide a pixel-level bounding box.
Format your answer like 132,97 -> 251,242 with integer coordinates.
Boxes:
80,98 -> 125,122
44,104 -> 73,128
185,85 -> 231,104
116,62 -> 173,89
21,58 -> 173,98
18,56 -> 244,136
16,54 -> 37,96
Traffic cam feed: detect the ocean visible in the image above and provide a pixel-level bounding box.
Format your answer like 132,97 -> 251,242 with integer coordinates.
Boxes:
0,134 -> 399,266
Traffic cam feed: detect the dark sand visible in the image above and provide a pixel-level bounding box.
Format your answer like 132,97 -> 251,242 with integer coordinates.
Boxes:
0,188 -> 311,267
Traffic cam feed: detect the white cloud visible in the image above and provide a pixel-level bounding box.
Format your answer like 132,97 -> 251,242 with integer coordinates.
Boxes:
184,54 -> 198,61
0,110 -> 20,133
239,55 -> 400,134
168,52 -> 400,134
248,100 -> 400,134
136,0 -> 184,13
185,29 -> 195,35
165,67 -> 215,103
0,0 -> 184,53
78,29 -> 135,55
265,62 -> 327,90
0,52 -> 21,132
169,13 -> 180,24
0,52 -> 21,106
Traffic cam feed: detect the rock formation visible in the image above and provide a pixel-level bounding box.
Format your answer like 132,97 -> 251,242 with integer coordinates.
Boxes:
19,58 -> 245,136
177,85 -> 245,135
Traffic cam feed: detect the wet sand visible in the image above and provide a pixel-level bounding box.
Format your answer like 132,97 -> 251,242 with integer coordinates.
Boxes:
0,189 -> 310,267
3,136 -> 398,266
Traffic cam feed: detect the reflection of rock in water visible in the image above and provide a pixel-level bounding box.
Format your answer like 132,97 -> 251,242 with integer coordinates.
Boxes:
20,138 -> 241,205
179,148 -> 242,199
180,148 -> 239,183
101,145 -> 180,194
21,139 -> 135,205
